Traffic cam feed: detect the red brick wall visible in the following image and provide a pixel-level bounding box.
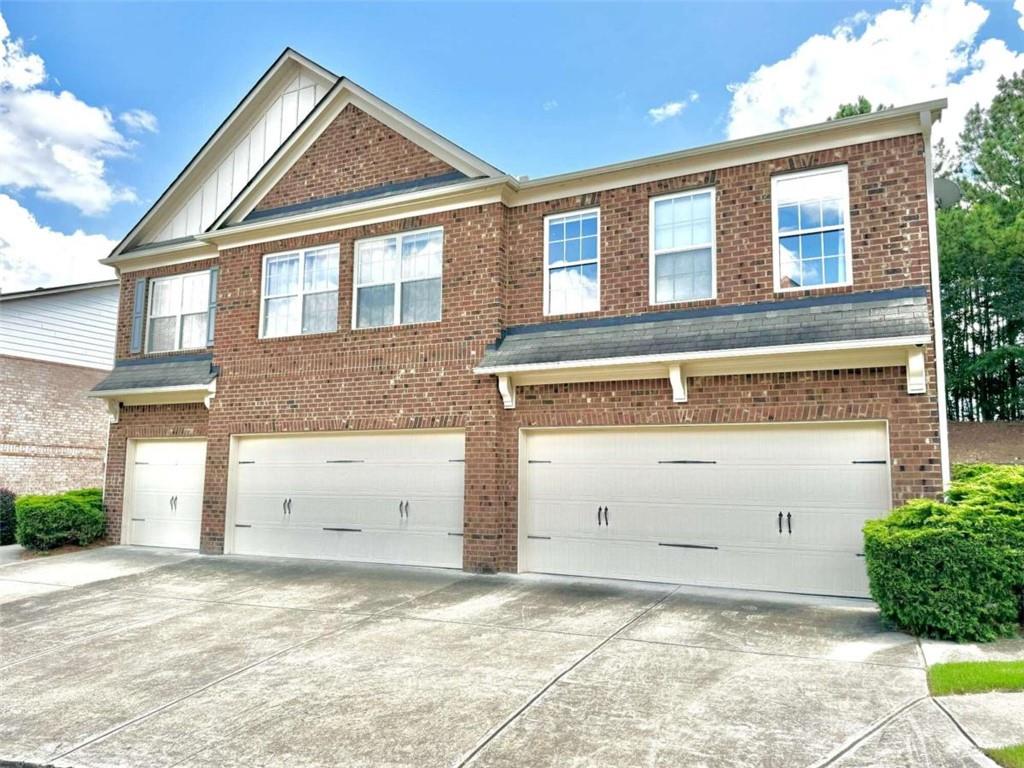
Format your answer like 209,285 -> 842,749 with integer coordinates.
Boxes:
254,104 -> 458,213
506,135 -> 930,325
0,356 -> 110,495
101,130 -> 944,573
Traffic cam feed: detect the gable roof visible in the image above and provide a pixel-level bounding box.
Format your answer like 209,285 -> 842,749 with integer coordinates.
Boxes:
210,76 -> 505,230
107,49 -> 337,260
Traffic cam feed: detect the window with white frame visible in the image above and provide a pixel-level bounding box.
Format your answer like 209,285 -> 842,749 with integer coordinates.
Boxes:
544,209 -> 599,315
650,189 -> 715,304
773,166 -> 851,290
260,245 -> 339,338
354,228 -> 442,329
146,271 -> 211,353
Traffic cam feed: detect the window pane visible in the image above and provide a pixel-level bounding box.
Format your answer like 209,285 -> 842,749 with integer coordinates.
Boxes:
824,257 -> 841,285
565,218 -> 580,239
653,192 -> 712,252
263,296 -> 300,337
400,278 -> 441,324
581,215 -> 597,237
548,241 -> 565,266
304,249 -> 339,292
150,278 -> 181,317
565,238 -> 581,263
356,239 -> 397,285
548,264 -> 598,315
148,316 -> 177,352
265,255 -> 300,296
823,230 -> 845,257
401,231 -> 442,281
581,235 -> 597,261
302,291 -> 338,334
548,221 -> 564,242
801,260 -> 823,287
655,248 -> 712,303
822,198 -> 844,227
180,312 -> 208,349
801,232 -> 823,259
180,272 -> 210,314
778,205 -> 799,232
799,201 -> 822,230
356,284 -> 395,328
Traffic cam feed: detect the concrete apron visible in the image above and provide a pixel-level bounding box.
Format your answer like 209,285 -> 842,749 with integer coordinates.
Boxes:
0,546 -> 1002,768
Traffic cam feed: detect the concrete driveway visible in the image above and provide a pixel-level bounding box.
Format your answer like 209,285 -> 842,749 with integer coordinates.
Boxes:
0,547 -> 998,767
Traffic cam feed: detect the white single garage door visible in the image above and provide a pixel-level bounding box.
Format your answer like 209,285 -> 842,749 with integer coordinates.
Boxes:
521,422 -> 891,597
128,439 -> 207,549
230,431 -> 464,568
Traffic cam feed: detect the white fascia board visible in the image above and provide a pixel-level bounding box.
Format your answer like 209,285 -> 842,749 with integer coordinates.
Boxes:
102,237 -> 216,268
200,177 -> 509,250
473,335 -> 933,376
214,82 -> 504,229
87,382 -> 216,407
87,383 -> 213,399
109,50 -> 337,260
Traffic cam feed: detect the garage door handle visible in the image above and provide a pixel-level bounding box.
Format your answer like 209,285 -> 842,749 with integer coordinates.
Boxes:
603,506 -> 609,526
287,498 -> 293,515
778,512 -> 783,534
597,506 -> 602,526
787,512 -> 792,535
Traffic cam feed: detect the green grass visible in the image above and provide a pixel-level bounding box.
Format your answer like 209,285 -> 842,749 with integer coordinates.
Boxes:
988,744 -> 1024,768
928,660 -> 1024,696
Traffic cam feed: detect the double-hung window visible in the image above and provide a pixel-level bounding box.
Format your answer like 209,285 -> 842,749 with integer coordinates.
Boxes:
146,271 -> 211,353
544,209 -> 599,315
260,245 -> 339,338
649,188 -> 715,304
354,227 -> 442,329
773,166 -> 852,290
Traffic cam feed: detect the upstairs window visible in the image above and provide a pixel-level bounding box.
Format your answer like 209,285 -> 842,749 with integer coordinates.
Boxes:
544,209 -> 599,315
773,166 -> 851,291
650,188 -> 715,304
260,245 -> 339,338
147,271 -> 211,353
354,228 -> 443,329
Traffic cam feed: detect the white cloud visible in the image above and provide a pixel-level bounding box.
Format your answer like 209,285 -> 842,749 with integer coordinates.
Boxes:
0,11 -> 139,214
542,99 -> 558,112
0,194 -> 116,292
1016,0 -> 1024,31
120,108 -> 158,133
648,100 -> 687,124
725,0 -> 1024,151
689,91 -> 700,103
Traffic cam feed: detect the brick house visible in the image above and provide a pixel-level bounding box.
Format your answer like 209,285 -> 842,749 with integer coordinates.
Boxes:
1,280 -> 119,494
91,49 -> 949,597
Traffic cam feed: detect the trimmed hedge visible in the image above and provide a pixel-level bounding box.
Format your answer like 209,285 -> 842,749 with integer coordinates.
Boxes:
0,488 -> 15,546
864,465 -> 1024,642
14,488 -> 105,551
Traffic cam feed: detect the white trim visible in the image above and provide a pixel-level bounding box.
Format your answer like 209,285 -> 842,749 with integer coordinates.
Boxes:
497,375 -> 516,409
88,383 -> 215,399
648,187 -> 717,306
668,364 -> 688,403
771,165 -> 853,293
542,207 -> 601,317
258,244 -> 340,339
109,50 -> 336,259
145,270 -> 212,354
906,348 -> 927,394
215,82 -> 503,229
474,334 -> 933,375
920,110 -> 951,489
351,226 -> 444,330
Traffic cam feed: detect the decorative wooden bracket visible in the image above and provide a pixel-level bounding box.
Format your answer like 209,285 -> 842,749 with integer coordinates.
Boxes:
203,379 -> 217,410
906,348 -> 926,394
668,364 -> 688,403
497,375 -> 516,409
105,400 -> 120,424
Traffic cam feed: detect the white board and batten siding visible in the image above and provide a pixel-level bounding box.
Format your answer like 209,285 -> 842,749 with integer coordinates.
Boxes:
152,73 -> 326,243
228,431 -> 465,569
521,422 -> 892,598
0,282 -> 119,370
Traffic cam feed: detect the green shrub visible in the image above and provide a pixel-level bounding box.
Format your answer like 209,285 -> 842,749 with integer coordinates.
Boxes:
864,465 -> 1024,642
0,488 -> 15,546
14,489 -> 106,551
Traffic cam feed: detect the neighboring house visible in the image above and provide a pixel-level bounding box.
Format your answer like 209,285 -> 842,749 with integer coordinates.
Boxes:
1,280 -> 119,494
90,49 -> 949,598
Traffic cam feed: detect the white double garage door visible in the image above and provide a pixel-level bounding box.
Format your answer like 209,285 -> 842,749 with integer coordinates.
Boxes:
126,421 -> 891,596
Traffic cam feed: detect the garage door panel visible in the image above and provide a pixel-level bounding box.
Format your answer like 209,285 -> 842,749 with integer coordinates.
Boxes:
522,423 -> 890,598
231,431 -> 464,568
127,440 -> 206,550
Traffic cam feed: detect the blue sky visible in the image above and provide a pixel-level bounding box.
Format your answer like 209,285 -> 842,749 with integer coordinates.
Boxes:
1,0 -> 1022,290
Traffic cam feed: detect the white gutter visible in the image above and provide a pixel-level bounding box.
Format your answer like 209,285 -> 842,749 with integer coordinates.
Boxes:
473,335 -> 933,375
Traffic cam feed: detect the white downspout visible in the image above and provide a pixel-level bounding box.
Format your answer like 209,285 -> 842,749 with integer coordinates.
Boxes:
920,109 -> 952,491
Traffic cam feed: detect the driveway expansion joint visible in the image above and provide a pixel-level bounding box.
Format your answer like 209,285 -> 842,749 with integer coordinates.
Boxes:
807,695 -> 931,767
